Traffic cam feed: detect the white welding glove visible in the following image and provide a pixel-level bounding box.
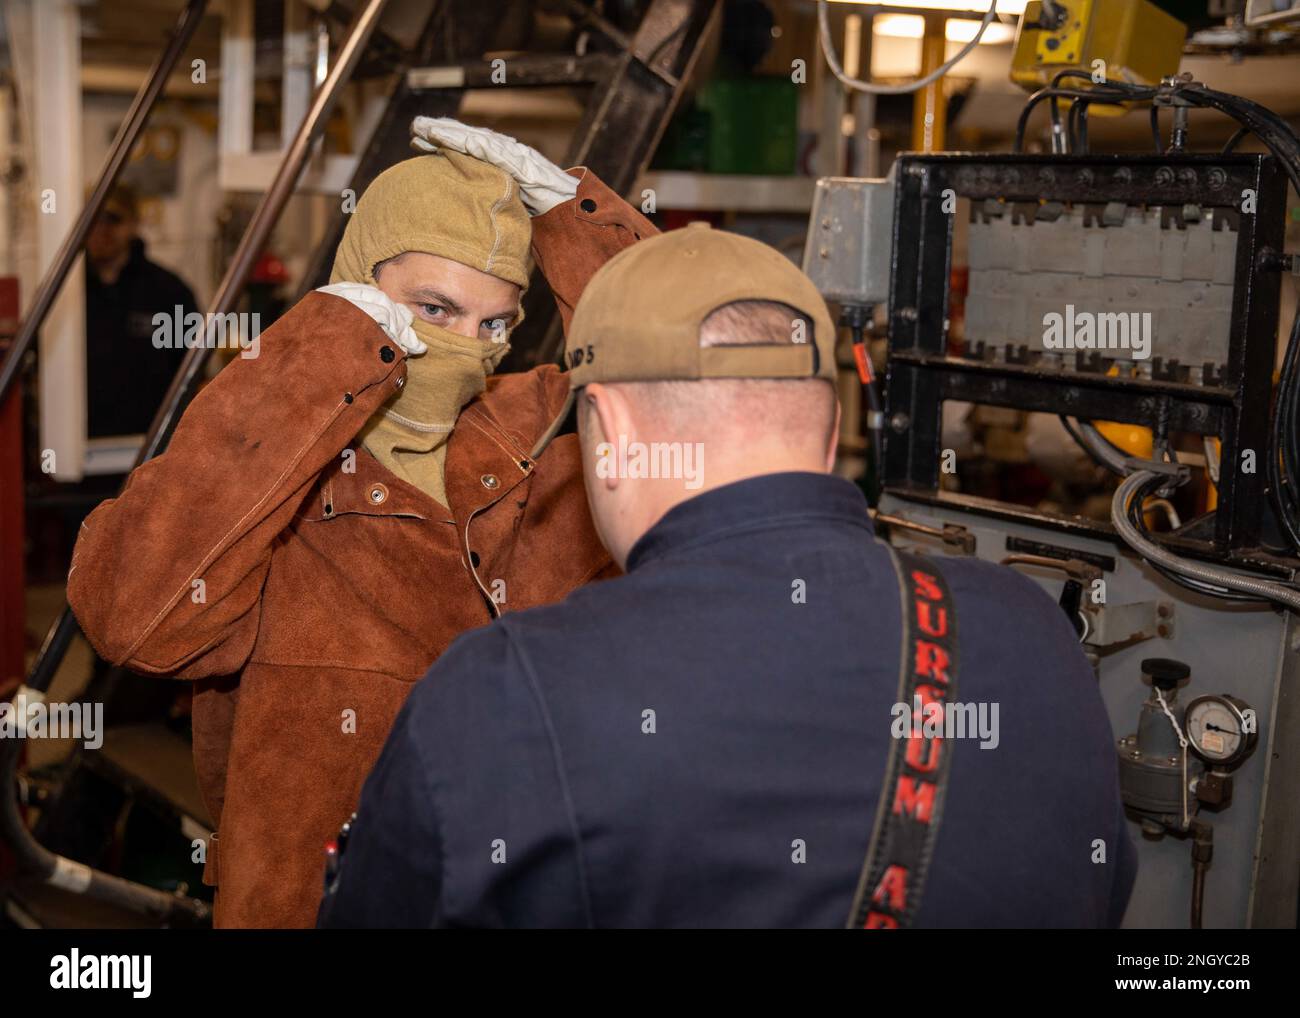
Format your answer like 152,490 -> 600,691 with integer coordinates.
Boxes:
410,116 -> 578,216
316,282 -> 427,356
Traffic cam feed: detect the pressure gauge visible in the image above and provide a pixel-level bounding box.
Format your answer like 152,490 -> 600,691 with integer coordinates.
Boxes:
1184,694 -> 1257,768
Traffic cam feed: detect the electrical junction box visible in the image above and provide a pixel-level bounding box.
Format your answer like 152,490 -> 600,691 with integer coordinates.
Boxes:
802,166 -> 898,309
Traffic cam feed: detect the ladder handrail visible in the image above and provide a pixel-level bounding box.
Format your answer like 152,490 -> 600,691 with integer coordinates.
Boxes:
138,0 -> 391,463
0,0 -> 392,926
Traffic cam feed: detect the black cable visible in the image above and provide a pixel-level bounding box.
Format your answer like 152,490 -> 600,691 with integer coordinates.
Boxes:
1066,98 -> 1085,153
1060,416 -> 1123,475
1147,555 -> 1266,603
1222,125 -> 1251,153
1149,105 -> 1162,153
1050,69 -> 1103,90
1190,822 -> 1213,930
845,312 -> 884,485
1066,424 -> 1265,602
1013,84 -> 1154,153
1127,474 -> 1270,603
1047,68 -> 1124,153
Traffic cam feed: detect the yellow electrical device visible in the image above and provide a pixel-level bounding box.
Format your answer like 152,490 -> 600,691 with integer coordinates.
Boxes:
1011,0 -> 1187,113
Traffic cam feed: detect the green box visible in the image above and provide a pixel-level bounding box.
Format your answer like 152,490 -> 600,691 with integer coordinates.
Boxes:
698,76 -> 799,176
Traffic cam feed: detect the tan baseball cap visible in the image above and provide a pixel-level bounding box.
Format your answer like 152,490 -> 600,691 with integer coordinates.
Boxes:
530,222 -> 837,458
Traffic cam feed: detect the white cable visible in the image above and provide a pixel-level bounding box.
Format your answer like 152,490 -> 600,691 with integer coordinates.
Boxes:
1146,498 -> 1182,530
1203,436 -> 1220,486
817,0 -> 999,96
1153,687 -> 1190,829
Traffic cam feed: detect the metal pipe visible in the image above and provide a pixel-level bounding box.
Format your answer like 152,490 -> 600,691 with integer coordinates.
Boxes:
910,12 -> 947,153
0,0 -> 210,405
139,0 -> 391,462
1112,471 -> 1300,612
0,609 -> 209,923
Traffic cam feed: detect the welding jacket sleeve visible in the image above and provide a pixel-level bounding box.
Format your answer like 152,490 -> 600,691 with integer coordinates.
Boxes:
530,167 -> 659,333
67,291 -> 408,678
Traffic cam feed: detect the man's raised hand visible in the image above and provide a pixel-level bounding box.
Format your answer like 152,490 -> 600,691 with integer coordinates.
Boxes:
410,117 -> 578,216
317,282 -> 428,356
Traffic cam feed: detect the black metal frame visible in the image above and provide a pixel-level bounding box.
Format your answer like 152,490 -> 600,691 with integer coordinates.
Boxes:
882,152 -> 1288,559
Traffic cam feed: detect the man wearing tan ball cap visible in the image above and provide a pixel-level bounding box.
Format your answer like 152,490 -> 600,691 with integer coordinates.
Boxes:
68,120 -> 657,928
530,221 -> 839,464
320,223 -> 1134,929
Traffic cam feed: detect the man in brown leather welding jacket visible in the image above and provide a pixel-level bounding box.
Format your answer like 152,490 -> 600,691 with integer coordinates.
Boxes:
67,119 -> 656,927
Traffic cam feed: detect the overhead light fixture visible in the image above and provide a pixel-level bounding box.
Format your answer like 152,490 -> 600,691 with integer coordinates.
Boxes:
827,0 -> 1030,14
874,12 -> 1017,42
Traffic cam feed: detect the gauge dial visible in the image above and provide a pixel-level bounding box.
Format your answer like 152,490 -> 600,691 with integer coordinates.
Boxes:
1185,694 -> 1257,768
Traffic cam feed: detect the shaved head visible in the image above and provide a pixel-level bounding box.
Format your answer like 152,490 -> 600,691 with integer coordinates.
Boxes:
576,299 -> 840,568
591,300 -> 837,450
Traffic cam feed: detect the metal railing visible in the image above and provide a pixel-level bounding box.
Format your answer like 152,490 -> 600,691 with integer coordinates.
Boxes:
0,0 -> 391,925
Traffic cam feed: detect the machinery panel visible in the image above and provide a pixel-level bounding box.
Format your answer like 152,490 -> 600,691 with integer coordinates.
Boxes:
966,205 -> 1240,377
878,492 -> 1300,929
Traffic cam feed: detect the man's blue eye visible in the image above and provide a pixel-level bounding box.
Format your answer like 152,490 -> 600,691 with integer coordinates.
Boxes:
421,304 -> 446,317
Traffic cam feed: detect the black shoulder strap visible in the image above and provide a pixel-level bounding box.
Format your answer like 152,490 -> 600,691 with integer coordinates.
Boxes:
847,545 -> 959,929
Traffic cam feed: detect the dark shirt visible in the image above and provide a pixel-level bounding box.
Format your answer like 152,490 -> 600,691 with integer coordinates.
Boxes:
85,237 -> 195,437
318,471 -> 1136,928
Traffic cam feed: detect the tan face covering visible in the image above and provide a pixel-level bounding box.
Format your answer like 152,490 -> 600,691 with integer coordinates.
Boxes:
355,322 -> 511,507
330,151 -> 532,508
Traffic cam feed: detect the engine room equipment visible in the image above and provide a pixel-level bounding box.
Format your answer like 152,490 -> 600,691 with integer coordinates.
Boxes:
804,78 -> 1300,927
1010,1 -> 1187,96
882,148 -> 1286,560
1185,693 -> 1258,769
805,167 -> 898,473
1118,657 -> 1196,832
1116,658 -> 1259,928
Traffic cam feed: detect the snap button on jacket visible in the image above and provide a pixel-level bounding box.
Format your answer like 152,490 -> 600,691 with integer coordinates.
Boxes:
67,169 -> 657,928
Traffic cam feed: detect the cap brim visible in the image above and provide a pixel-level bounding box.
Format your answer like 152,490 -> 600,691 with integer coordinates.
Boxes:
529,388 -> 576,461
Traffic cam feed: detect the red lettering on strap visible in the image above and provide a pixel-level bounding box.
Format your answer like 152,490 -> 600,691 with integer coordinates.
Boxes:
871,864 -> 909,912
893,775 -> 937,823
914,640 -> 951,684
911,570 -> 943,602
916,600 -> 948,638
905,732 -> 943,773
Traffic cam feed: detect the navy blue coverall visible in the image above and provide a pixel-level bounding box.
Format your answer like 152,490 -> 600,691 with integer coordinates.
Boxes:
318,471 -> 1136,928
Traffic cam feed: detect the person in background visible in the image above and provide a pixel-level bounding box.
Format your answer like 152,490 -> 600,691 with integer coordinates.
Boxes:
83,183 -> 197,437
